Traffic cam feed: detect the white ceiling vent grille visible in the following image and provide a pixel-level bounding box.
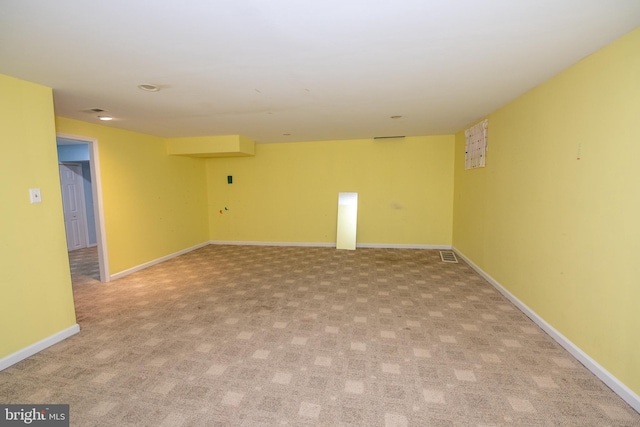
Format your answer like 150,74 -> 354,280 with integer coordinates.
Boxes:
439,251 -> 458,263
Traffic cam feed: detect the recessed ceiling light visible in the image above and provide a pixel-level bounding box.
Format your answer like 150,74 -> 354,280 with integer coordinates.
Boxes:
98,116 -> 113,121
138,84 -> 160,92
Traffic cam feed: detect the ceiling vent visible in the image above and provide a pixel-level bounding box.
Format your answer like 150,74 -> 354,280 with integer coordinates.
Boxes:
373,136 -> 405,140
439,251 -> 458,263
84,108 -> 106,113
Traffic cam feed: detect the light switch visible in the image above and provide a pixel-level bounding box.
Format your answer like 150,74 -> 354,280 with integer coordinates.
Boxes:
29,188 -> 42,204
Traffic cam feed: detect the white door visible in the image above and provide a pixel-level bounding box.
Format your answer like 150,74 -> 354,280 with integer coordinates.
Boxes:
59,163 -> 88,251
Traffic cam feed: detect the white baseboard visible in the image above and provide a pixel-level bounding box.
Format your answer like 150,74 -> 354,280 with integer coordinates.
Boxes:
210,240 -> 335,248
110,241 -> 210,280
0,324 -> 80,372
357,243 -> 452,250
452,246 -> 640,413
210,240 -> 452,250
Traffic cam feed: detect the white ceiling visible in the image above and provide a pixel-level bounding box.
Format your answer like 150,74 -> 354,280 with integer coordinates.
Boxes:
1,1 -> 639,143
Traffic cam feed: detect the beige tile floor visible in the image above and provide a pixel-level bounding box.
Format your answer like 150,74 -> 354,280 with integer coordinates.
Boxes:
1,245 -> 638,426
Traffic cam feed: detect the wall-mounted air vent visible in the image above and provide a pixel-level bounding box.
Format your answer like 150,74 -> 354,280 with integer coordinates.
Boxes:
439,251 -> 458,263
373,136 -> 405,140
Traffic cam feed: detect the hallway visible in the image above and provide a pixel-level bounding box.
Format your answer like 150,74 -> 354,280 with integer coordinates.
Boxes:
68,246 -> 100,285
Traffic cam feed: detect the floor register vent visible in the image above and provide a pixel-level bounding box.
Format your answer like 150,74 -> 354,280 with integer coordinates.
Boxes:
439,251 -> 458,263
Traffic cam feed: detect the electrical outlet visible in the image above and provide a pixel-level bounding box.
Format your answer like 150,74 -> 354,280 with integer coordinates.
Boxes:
29,188 -> 42,204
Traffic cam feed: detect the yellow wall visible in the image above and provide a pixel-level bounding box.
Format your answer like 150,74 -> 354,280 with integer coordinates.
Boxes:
207,136 -> 454,246
0,75 -> 77,358
452,28 -> 640,394
55,118 -> 210,275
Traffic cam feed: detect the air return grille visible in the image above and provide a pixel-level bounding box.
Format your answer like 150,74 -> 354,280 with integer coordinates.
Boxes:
439,251 -> 458,263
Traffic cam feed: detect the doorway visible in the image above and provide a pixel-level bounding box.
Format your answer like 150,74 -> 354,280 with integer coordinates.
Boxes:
59,163 -> 90,251
56,134 -> 110,282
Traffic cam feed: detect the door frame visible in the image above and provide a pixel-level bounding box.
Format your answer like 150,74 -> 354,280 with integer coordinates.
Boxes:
59,162 -> 90,250
57,133 -> 110,282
